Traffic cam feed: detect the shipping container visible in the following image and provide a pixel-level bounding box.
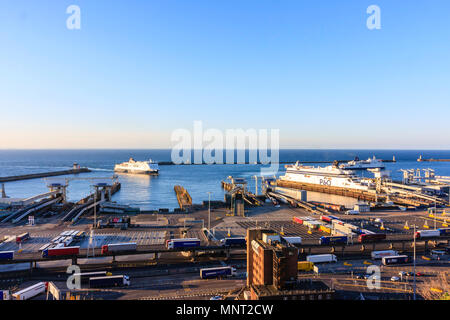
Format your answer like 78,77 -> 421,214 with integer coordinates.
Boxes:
297,261 -> 314,272
101,242 -> 137,254
89,275 -> 130,288
371,250 -> 399,260
333,223 -> 354,235
438,228 -> 450,236
306,254 -> 337,263
42,246 -> 80,258
358,233 -> 386,243
319,236 -> 347,245
319,224 -> 332,234
304,221 -> 322,229
292,217 -> 303,225
0,251 -> 14,260
200,266 -> 236,279
382,255 -> 409,266
332,219 -> 344,226
415,230 -> 440,239
12,282 -> 47,300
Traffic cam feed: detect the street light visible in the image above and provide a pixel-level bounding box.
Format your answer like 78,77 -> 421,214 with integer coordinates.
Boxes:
413,223 -> 416,300
207,192 -> 212,231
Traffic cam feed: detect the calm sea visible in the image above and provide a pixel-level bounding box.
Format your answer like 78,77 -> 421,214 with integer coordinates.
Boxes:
1,149 -> 450,210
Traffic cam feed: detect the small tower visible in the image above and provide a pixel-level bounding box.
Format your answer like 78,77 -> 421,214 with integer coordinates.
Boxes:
1,184 -> 7,199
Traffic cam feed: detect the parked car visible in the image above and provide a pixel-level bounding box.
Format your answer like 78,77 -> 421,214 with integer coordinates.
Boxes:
391,276 -> 400,282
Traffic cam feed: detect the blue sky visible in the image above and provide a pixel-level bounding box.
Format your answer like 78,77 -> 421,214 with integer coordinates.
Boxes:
0,0 -> 449,149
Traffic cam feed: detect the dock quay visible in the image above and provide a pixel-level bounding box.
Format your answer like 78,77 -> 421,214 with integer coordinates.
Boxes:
0,167 -> 91,183
267,191 -> 331,216
418,158 -> 450,162
62,181 -> 121,223
276,180 -> 379,202
174,185 -> 192,210
221,179 -> 262,206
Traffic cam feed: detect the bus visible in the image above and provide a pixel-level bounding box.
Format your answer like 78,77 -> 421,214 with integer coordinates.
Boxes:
382,255 -> 409,266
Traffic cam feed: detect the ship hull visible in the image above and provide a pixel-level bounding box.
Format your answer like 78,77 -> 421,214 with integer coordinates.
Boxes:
114,168 -> 159,175
340,165 -> 385,170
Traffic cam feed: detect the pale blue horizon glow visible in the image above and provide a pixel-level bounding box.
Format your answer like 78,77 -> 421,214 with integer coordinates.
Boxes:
1,1 -> 449,149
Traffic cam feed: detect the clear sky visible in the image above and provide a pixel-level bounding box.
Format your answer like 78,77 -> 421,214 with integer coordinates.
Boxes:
1,0 -> 449,149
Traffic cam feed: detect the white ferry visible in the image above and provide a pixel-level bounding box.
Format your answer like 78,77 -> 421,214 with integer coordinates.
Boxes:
279,161 -> 374,191
114,158 -> 159,175
339,156 -> 385,170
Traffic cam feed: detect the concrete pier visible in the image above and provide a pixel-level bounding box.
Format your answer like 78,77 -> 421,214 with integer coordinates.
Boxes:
0,168 -> 91,183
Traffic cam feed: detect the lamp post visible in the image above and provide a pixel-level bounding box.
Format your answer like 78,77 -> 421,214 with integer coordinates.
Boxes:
413,223 -> 416,300
207,192 -> 212,231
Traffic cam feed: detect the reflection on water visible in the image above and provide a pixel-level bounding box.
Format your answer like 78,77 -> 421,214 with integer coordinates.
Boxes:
1,149 -> 450,210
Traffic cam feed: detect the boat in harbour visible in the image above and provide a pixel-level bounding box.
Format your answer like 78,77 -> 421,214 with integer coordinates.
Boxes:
279,161 -> 374,191
339,156 -> 385,170
114,158 -> 159,175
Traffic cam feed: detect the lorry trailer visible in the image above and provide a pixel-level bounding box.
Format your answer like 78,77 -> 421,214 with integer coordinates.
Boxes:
0,290 -> 10,300
73,271 -> 112,283
382,255 -> 409,265
0,251 -> 14,260
89,275 -> 130,288
358,233 -> 386,243
219,237 -> 246,246
200,266 -> 236,279
16,232 -> 30,244
415,230 -> 440,239
283,236 -> 302,245
319,236 -> 347,245
166,238 -> 201,249
306,254 -> 337,263
297,261 -> 314,272
371,250 -> 399,260
12,282 -> 47,300
101,242 -> 137,254
42,246 -> 80,258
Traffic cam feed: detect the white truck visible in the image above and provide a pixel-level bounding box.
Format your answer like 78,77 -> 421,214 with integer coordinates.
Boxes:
306,254 -> 337,263
12,282 -> 47,300
371,250 -> 399,260
282,236 -> 302,245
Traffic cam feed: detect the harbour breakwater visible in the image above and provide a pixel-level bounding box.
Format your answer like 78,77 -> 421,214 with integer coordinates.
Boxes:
158,159 -> 396,165
0,168 -> 91,183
